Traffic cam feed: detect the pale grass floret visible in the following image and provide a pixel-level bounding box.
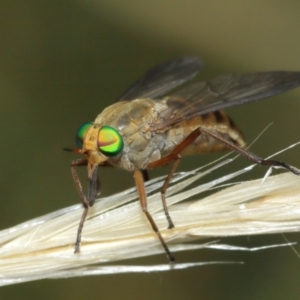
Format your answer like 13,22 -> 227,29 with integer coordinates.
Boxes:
0,144 -> 300,286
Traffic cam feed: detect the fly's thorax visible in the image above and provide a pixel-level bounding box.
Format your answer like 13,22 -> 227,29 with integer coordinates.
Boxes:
93,98 -> 163,131
125,134 -> 165,169
91,98 -> 167,170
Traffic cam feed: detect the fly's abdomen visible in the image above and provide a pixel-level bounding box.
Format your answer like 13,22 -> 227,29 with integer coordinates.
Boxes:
162,110 -> 245,156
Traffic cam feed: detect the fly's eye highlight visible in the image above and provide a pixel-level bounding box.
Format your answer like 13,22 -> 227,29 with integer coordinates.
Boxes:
98,126 -> 123,157
75,122 -> 93,148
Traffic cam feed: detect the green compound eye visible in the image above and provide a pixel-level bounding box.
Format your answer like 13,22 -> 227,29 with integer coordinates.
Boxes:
75,122 -> 93,148
97,126 -> 123,157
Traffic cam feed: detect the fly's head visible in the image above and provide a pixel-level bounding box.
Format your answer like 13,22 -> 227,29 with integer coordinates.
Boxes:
75,122 -> 124,167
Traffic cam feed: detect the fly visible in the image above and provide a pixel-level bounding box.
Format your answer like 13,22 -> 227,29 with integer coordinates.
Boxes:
66,56 -> 300,262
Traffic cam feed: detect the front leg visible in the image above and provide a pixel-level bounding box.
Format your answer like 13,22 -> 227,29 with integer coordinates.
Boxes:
71,159 -> 100,254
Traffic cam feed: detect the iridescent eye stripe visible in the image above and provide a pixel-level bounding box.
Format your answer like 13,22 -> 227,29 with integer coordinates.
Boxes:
98,126 -> 123,156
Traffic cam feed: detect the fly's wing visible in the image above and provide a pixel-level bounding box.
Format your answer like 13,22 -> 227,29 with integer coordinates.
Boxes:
117,56 -> 203,101
153,71 -> 300,130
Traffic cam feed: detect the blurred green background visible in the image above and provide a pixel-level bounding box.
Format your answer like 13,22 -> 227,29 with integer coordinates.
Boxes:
1,0 -> 300,299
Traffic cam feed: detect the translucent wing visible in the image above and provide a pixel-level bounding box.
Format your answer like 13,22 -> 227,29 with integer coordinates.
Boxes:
118,56 -> 203,101
154,71 -> 300,130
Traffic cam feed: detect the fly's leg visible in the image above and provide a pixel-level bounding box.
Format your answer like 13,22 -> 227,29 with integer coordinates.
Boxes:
134,169 -> 175,262
148,128 -> 202,229
199,127 -> 300,175
148,126 -> 300,235
151,126 -> 300,176
148,158 -> 182,229
142,170 -> 150,182
160,158 -> 181,229
71,159 -> 89,253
